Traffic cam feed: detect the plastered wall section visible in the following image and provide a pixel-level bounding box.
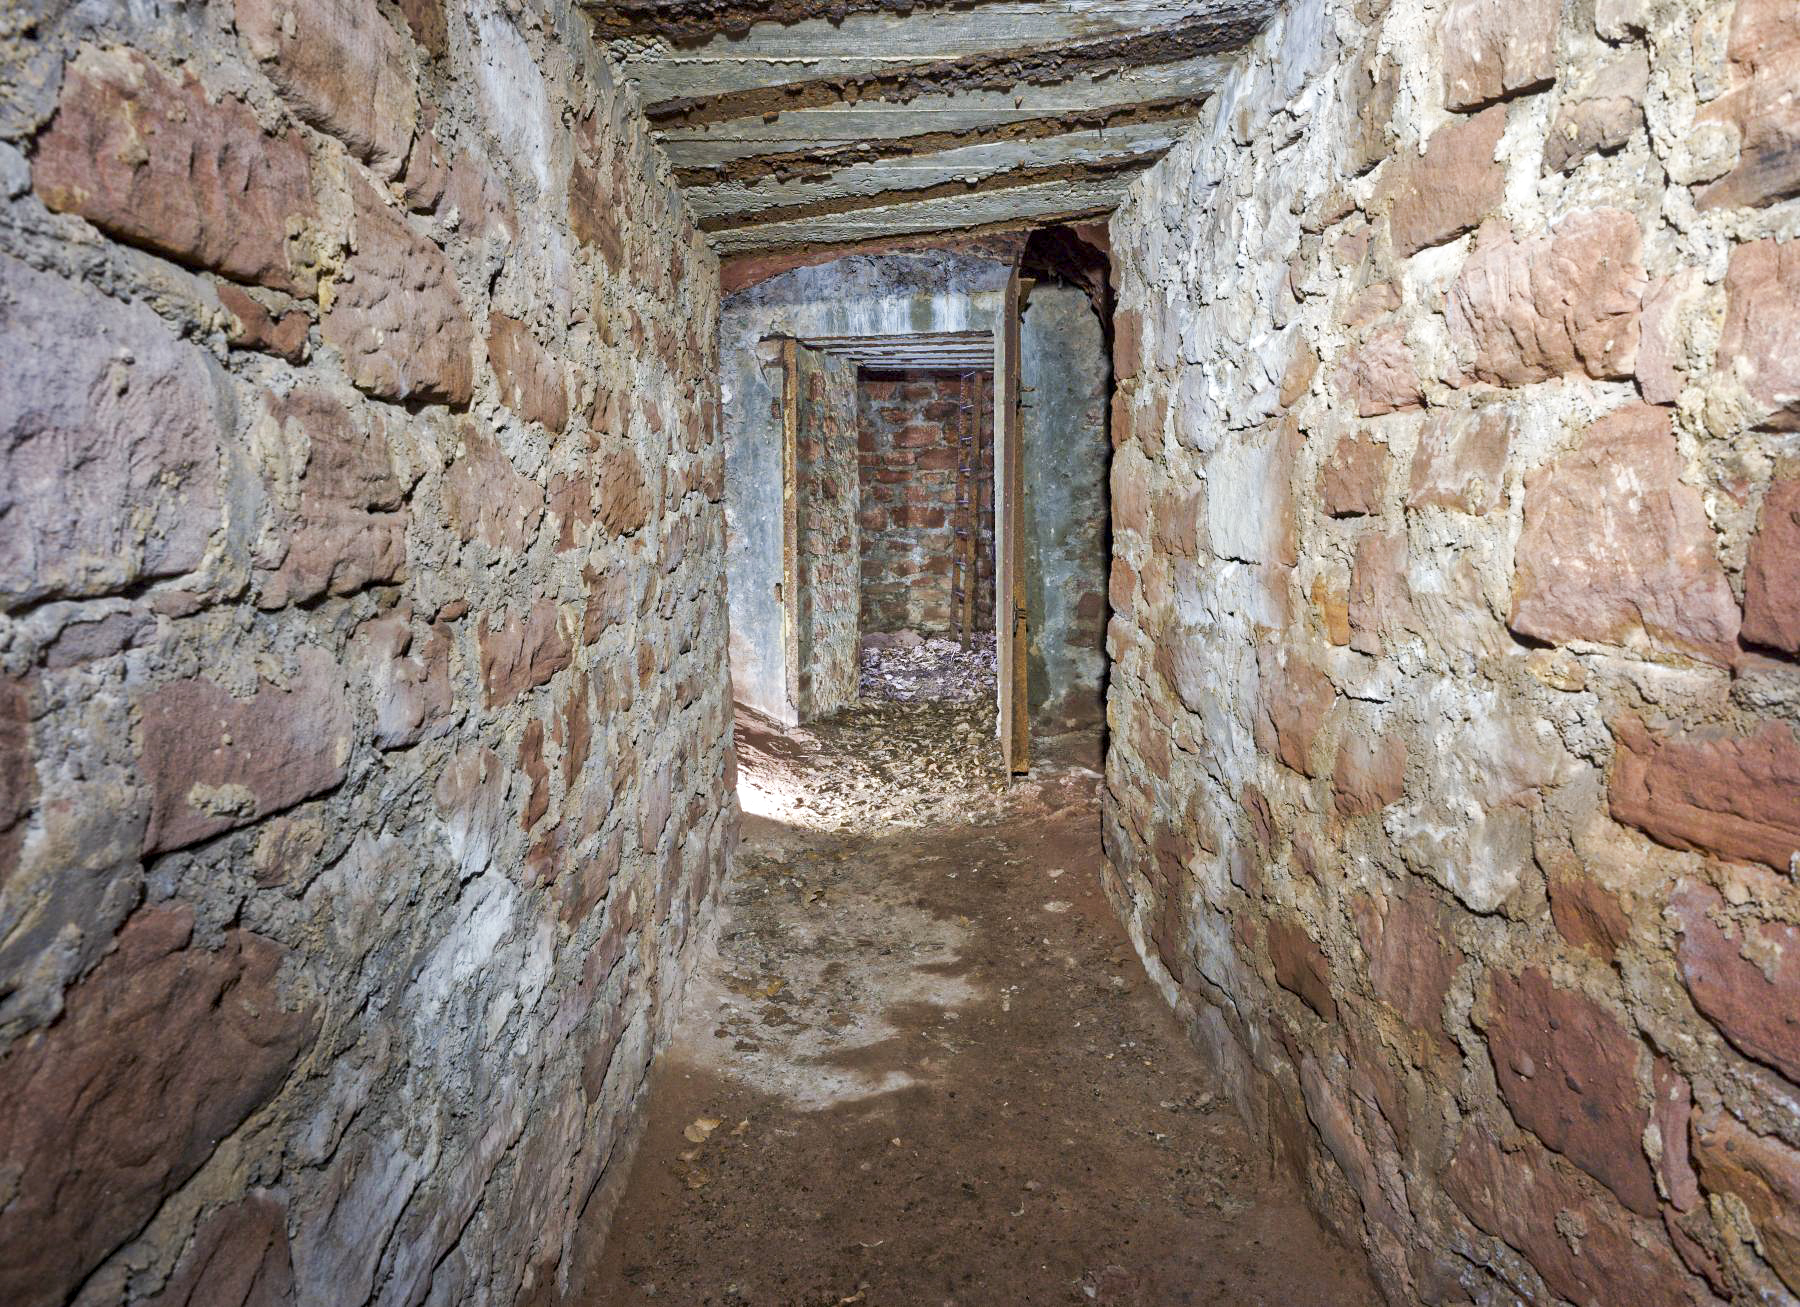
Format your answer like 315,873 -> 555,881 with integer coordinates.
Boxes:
0,1 -> 733,1303
722,251 -> 1010,719
1104,0 -> 1800,1302
796,347 -> 860,719
1021,282 -> 1110,737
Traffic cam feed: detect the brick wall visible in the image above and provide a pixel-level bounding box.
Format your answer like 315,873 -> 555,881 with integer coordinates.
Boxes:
856,372 -> 995,635
1106,0 -> 1800,1302
0,2 -> 732,1303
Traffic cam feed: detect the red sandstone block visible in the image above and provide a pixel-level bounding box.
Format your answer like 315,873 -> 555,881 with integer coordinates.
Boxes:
1320,432 -> 1388,517
0,906 -> 315,1306
1483,968 -> 1658,1215
479,600 -> 572,708
1743,477 -> 1800,651
34,47 -> 318,294
234,0 -> 419,179
321,177 -> 474,406
1440,0 -> 1559,110
487,314 -> 569,434
1510,405 -> 1738,665
1380,105 -> 1508,256
1447,211 -> 1645,387
1669,880 -> 1800,1084
1720,240 -> 1800,432
140,647 -> 352,853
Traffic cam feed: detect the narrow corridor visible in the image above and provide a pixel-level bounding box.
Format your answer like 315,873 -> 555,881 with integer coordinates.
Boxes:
595,701 -> 1376,1305
4,1 -> 1798,1304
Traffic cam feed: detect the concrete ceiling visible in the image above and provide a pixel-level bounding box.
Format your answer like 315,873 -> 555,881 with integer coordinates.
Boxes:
583,1 -> 1281,254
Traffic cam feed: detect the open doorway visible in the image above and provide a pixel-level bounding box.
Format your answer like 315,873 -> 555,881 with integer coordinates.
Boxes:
855,366 -> 997,707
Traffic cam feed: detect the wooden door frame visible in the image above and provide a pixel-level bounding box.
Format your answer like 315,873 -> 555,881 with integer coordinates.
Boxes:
995,272 -> 1030,775
779,336 -> 801,724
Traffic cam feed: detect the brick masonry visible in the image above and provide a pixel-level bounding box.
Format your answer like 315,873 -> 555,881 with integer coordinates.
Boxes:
856,372 -> 996,635
1106,0 -> 1800,1302
0,2 -> 732,1303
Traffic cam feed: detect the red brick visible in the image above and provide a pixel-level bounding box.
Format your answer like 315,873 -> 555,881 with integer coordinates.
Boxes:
1380,105 -> 1508,256
1611,717 -> 1800,874
1483,967 -> 1658,1215
1669,880 -> 1800,1084
34,47 -> 317,295
1744,477 -> 1800,651
140,647 -> 351,853
1510,405 -> 1739,666
233,0 -> 419,178
0,906 -> 315,1305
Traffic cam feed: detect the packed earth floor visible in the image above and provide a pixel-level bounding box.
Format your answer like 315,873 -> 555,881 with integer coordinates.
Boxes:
591,701 -> 1378,1306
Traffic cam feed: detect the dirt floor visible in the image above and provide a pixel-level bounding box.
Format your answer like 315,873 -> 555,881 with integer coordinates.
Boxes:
589,697 -> 1379,1307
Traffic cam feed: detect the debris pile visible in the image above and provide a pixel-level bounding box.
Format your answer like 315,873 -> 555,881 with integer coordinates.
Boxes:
858,630 -> 996,703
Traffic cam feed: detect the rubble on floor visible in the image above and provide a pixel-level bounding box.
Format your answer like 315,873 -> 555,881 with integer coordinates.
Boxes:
858,631 -> 997,704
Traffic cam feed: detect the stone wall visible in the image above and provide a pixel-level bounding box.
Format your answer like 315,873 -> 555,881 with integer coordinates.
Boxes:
0,3 -> 732,1304
796,348 -> 860,718
1021,283 -> 1110,738
1105,0 -> 1799,1303
857,372 -> 996,635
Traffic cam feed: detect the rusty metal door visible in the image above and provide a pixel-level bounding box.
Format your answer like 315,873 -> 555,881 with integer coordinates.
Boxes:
995,272 -> 1029,775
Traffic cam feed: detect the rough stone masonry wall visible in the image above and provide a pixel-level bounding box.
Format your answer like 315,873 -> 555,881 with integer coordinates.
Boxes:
796,347 -> 860,719
857,372 -> 996,635
1105,0 -> 1800,1303
0,2 -> 731,1304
